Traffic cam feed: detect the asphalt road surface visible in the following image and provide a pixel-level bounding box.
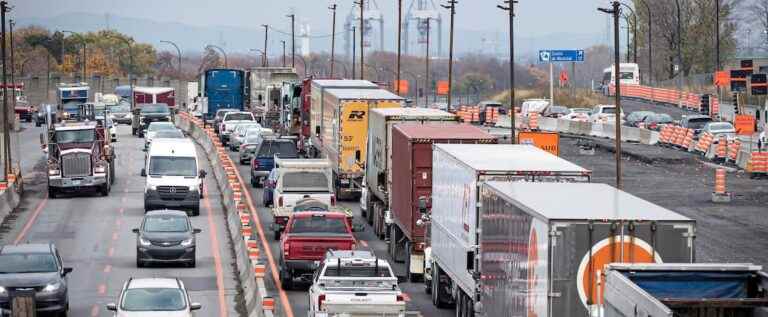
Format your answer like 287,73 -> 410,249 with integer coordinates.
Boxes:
229,150 -> 452,317
0,123 -> 241,316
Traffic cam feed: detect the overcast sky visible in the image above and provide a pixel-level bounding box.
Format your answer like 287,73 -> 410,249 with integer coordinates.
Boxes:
14,0 -> 609,36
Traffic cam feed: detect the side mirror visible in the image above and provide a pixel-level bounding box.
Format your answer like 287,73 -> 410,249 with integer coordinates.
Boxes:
199,170 -> 207,178
141,168 -> 146,177
62,267 -> 73,276
132,228 -> 139,234
106,303 -> 117,311
355,150 -> 361,162
193,228 -> 202,234
190,303 -> 202,311
466,250 -> 475,271
418,196 -> 428,215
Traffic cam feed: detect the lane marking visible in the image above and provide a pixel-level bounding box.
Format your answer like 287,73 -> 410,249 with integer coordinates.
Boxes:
14,193 -> 48,245
90,304 -> 99,317
232,161 -> 295,317
103,265 -> 112,273
98,284 -> 106,295
202,186 -> 229,317
108,247 -> 114,257
112,232 -> 118,241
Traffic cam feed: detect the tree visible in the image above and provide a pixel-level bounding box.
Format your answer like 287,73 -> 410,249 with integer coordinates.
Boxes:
750,0 -> 768,49
459,72 -> 492,98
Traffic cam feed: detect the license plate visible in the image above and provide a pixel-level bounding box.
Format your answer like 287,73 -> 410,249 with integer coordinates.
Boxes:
72,180 -> 81,186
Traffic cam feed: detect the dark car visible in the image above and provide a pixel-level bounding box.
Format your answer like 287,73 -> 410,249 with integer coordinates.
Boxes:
34,104 -> 56,127
625,111 -> 655,127
681,114 -> 713,135
542,105 -> 572,118
133,103 -> 172,137
0,243 -> 73,316
643,113 -> 675,131
133,210 -> 202,268
250,138 -> 298,187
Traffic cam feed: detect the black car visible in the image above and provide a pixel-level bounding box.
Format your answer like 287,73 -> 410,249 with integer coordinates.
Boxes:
0,243 -> 73,316
250,138 -> 298,187
133,103 -> 172,137
133,210 -> 202,268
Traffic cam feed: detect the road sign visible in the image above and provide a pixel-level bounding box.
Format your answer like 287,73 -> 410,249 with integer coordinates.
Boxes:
538,50 -> 584,63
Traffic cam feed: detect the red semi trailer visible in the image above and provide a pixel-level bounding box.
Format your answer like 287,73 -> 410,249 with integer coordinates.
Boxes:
133,87 -> 176,109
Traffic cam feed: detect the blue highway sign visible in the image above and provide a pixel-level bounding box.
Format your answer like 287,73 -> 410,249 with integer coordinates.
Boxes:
539,50 -> 585,63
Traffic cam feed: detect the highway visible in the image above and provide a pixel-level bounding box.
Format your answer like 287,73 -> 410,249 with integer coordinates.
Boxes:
0,123 -> 241,316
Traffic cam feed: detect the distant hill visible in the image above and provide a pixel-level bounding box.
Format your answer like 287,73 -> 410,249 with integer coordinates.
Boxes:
16,12 -> 603,60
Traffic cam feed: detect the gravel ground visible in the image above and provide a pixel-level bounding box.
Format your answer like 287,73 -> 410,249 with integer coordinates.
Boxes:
560,136 -> 768,267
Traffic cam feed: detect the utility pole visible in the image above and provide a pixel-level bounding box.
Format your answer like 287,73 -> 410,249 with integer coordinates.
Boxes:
396,0 -> 403,95
262,24 -> 269,67
281,40 -> 287,67
441,0 -> 457,110
329,4 -> 337,78
10,19 -> 15,114
355,0 -> 365,80
715,0 -> 721,70
425,18 -> 431,107
598,1 -> 623,189
287,14 -> 295,68
352,26 -> 357,79
498,0 -> 518,144
1,1 -> 10,179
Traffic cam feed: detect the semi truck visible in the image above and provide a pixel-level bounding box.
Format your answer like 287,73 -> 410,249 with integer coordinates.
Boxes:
603,263 -> 768,317
57,83 -> 90,118
200,68 -> 249,121
308,79 -> 379,158
249,67 -> 298,128
363,108 -> 458,234
429,181 -> 696,317
314,88 -> 404,199
133,87 -> 176,109
387,124 -> 497,281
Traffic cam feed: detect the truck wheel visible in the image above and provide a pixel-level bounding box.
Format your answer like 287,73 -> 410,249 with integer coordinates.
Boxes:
132,128 -> 136,136
100,182 -> 110,196
432,263 -> 452,308
191,206 -> 200,217
273,230 -> 281,241
251,177 -> 258,188
35,120 -> 41,127
279,266 -> 293,290
48,188 -> 57,199
405,241 -> 419,282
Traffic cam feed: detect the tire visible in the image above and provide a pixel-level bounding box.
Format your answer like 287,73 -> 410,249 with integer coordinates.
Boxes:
132,128 -> 137,136
189,253 -> 197,268
35,121 -> 41,127
48,187 -> 57,199
138,132 -> 144,138
388,225 -> 399,260
424,270 -> 432,294
136,255 -> 144,268
251,177 -> 258,188
273,229 -> 281,241
405,241 -> 414,282
433,262 -> 452,308
279,265 -> 293,290
100,183 -> 110,196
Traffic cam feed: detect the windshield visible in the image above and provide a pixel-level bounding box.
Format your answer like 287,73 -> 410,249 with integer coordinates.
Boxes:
55,129 -> 95,143
141,104 -> 170,114
0,254 -> 58,273
224,113 -> 254,121
283,171 -> 329,192
647,114 -> 673,123
687,118 -> 712,129
708,123 -> 734,131
62,100 -> 81,112
257,141 -> 298,158
628,111 -> 653,121
121,288 -> 186,311
111,102 -> 130,113
149,156 -> 197,177
619,72 -> 635,80
289,216 -> 348,234
144,216 -> 189,232
601,107 -> 616,114
148,123 -> 176,132
154,130 -> 185,139
324,266 -> 394,278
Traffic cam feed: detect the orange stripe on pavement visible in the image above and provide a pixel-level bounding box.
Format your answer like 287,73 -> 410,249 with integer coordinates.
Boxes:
108,247 -> 114,257
98,284 -> 106,295
202,186 -> 229,317
90,304 -> 99,317
104,265 -> 112,273
14,193 -> 48,245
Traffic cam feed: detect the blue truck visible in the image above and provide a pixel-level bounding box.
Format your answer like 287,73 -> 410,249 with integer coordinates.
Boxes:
57,83 -> 90,117
200,68 -> 250,121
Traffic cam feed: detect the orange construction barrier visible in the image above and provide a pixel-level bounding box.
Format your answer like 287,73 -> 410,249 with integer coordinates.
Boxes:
715,136 -> 727,159
471,107 -> 480,123
529,112 -> 540,130
659,126 -> 674,144
681,129 -> 695,150
748,152 -> 768,174
695,132 -> 714,153
714,168 -> 727,194
672,127 -> 686,147
727,140 -> 741,162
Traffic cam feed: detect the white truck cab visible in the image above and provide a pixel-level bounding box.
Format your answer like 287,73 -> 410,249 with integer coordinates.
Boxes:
142,139 -> 206,216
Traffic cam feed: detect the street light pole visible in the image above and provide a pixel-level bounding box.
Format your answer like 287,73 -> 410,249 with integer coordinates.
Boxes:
498,0 -> 518,144
598,1 -> 623,189
287,14 -> 295,68
355,0 -> 365,80
715,0 -> 721,70
160,40 -> 182,78
1,1 -> 10,179
396,0 -> 403,95
441,0 -> 457,110
425,18 -> 431,107
352,26 -> 357,79
281,40 -> 287,67
262,24 -> 269,67
329,4 -> 337,78
618,3 -> 637,63
635,0 -> 652,84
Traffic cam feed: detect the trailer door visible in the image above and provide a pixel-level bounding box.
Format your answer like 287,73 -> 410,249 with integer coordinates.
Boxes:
549,221 -> 694,317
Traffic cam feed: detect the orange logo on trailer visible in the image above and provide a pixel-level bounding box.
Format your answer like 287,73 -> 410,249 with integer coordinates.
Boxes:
576,236 -> 661,311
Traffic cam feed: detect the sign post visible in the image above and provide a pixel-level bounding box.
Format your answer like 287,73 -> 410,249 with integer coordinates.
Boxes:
539,49 -> 585,107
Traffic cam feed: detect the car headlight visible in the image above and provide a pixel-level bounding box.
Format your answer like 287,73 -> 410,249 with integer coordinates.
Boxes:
48,169 -> 60,176
41,281 -> 61,293
147,184 -> 157,191
180,238 -> 194,247
139,236 -> 152,247
0,286 -> 7,297
94,165 -> 107,174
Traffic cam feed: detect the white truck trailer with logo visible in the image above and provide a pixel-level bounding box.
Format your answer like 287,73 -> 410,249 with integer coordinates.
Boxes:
430,179 -> 696,317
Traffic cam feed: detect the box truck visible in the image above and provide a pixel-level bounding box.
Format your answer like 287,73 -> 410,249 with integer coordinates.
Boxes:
200,68 -> 249,121
363,108 -> 459,234
387,124 -> 497,281
314,88 -> 404,199
603,263 -> 768,317
430,181 -> 696,317
308,79 -> 379,158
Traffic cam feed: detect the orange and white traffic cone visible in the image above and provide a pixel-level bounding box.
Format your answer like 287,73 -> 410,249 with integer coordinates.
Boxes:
712,168 -> 731,203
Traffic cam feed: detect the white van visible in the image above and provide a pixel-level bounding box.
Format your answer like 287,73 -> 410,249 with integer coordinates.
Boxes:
142,139 -> 207,216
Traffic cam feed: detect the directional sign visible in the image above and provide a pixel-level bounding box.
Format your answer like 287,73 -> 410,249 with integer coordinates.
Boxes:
538,50 -> 585,63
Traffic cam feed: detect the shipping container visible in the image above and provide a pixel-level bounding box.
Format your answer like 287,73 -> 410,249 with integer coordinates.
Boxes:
430,181 -> 696,317
604,263 -> 768,317
364,108 -> 458,236
308,80 -> 379,157
388,124 -> 496,280
317,88 -> 404,199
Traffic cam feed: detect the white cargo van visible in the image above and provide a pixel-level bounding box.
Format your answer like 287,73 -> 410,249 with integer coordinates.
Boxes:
142,139 -> 207,216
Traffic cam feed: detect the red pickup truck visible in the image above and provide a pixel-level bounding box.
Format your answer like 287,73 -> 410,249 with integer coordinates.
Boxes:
279,212 -> 356,289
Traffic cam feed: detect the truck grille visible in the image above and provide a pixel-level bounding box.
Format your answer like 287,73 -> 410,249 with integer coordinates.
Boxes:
157,186 -> 190,200
150,240 -> 182,247
62,153 -> 91,177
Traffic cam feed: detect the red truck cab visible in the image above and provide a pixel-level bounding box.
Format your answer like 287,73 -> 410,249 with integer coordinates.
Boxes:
279,212 -> 356,289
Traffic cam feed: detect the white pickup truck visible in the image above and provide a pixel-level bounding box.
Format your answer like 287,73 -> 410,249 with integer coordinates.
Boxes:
309,250 -> 406,317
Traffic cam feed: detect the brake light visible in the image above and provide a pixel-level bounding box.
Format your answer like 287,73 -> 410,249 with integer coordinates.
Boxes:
252,159 -> 259,169
318,294 -> 326,309
278,196 -> 283,207
330,195 -> 336,206
351,243 -> 357,250
396,295 -> 404,302
283,242 -> 290,257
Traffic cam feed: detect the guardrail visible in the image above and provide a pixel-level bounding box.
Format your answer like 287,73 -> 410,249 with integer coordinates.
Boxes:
175,113 -> 275,317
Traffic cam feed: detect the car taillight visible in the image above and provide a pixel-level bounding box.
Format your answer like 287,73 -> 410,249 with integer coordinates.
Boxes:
330,195 -> 336,206
278,196 -> 283,207
318,294 -> 326,309
283,242 -> 290,257
351,243 -> 357,250
252,159 -> 259,169
396,295 -> 404,302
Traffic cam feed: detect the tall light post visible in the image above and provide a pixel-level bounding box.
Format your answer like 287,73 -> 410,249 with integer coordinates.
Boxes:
160,40 -> 182,78
424,18 -> 431,107
441,0 -> 457,110
715,0 -> 721,70
675,0 -> 682,104
205,44 -> 228,68
618,3 -> 636,63
598,1 -> 623,189
287,14 -> 296,68
108,34 -> 133,109
352,26 -> 357,79
396,0 -> 403,95
354,0 -> 365,80
1,1 -> 10,179
262,24 -> 269,67
281,40 -> 287,67
251,49 -> 266,67
498,0 -> 518,144
62,30 -> 87,80
329,4 -> 338,78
